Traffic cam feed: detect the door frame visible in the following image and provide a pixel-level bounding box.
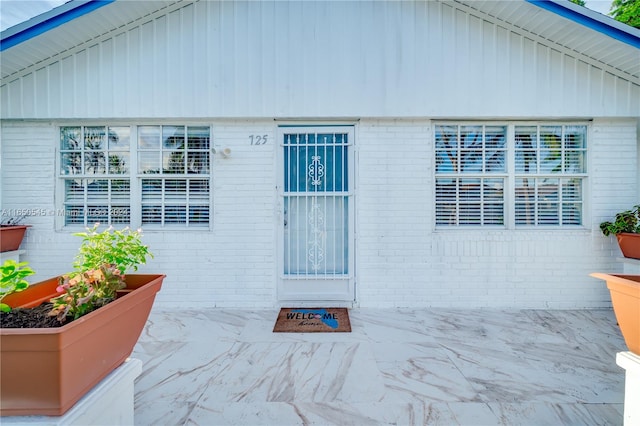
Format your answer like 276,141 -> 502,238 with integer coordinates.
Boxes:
276,125 -> 356,304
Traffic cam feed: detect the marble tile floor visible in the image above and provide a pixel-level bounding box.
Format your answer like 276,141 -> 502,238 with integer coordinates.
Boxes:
132,308 -> 627,426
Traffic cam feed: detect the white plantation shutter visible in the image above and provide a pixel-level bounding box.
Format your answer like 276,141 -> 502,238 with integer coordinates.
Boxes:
437,123 -> 586,228
514,125 -> 585,226
61,125 -> 210,228
435,125 -> 506,226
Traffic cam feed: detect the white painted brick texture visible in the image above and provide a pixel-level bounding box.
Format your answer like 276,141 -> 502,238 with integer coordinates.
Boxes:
1,119 -> 637,308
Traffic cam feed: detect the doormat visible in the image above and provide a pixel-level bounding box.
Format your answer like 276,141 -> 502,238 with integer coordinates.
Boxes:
273,308 -> 351,333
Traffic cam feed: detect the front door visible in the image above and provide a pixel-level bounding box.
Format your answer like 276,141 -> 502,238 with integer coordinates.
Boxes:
277,126 -> 355,303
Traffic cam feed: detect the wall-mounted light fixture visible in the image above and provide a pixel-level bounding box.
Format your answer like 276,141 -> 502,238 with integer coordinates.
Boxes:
213,147 -> 232,158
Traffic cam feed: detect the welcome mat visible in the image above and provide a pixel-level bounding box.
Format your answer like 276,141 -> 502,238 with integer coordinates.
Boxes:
273,308 -> 351,333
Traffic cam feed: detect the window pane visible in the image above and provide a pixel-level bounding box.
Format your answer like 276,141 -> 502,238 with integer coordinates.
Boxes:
61,152 -> 82,175
111,179 -> 130,201
163,126 -> 185,149
87,179 -> 109,201
435,178 -> 456,202
564,126 -> 586,149
459,178 -> 481,201
186,152 -> 209,174
163,151 -> 185,173
189,206 -> 210,224
189,179 -> 210,201
61,127 -> 81,150
538,202 -> 559,225
459,149 -> 483,172
142,206 -> 162,224
108,153 -> 129,174
141,179 -> 162,202
84,127 -> 106,150
108,127 -> 130,150
460,126 -> 482,149
187,127 -> 210,150
459,204 -> 481,225
436,203 -> 457,225
111,207 -> 130,224
65,180 -> 84,202
484,204 -> 504,225
138,126 -> 160,149
539,126 -> 562,173
139,152 -> 161,174
539,178 -> 559,201
165,206 -> 186,224
165,179 -> 187,201
484,126 -> 506,172
84,152 -> 106,174
460,126 -> 483,173
562,178 -> 582,201
65,206 -> 84,225
564,150 -> 584,173
435,125 -> 458,173
562,203 -> 582,225
87,205 -> 109,224
515,126 -> 537,174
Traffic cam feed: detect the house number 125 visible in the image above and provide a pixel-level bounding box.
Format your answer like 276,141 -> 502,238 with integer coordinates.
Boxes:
249,135 -> 268,145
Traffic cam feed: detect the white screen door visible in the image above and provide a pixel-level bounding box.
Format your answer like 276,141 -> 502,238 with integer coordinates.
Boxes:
278,126 -> 355,302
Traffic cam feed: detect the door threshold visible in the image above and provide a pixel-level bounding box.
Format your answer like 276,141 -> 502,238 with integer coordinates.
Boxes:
276,301 -> 356,308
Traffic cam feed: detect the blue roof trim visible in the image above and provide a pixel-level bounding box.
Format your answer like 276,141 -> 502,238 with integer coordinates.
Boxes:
0,1 -> 115,52
526,0 -> 640,48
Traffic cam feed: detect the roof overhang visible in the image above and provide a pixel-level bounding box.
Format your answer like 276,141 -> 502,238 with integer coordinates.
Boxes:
526,0 -> 640,48
1,1 -> 115,52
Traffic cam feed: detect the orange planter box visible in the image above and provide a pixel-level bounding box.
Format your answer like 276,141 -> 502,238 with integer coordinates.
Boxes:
0,225 -> 30,252
591,273 -> 640,356
0,274 -> 164,416
616,233 -> 640,260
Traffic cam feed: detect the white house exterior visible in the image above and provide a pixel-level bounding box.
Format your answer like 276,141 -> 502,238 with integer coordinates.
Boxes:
1,0 -> 638,309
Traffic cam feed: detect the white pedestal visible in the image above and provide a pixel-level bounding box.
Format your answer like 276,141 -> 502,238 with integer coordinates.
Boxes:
617,351 -> 640,426
0,249 -> 25,263
619,257 -> 640,275
2,358 -> 142,426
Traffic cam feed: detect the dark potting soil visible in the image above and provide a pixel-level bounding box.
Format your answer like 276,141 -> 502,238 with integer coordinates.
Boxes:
0,303 -> 64,328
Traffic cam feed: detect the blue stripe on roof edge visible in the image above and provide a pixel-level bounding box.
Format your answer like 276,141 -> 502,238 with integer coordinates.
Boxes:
0,0 -> 116,52
526,0 -> 640,49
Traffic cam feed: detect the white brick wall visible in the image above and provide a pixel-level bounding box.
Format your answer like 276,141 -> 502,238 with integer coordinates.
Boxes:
355,118 -> 637,308
1,118 -> 637,308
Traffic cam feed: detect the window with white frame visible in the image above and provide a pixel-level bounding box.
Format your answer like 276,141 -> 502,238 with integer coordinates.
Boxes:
435,123 -> 587,228
435,125 -> 507,226
60,125 -> 211,228
514,125 -> 586,226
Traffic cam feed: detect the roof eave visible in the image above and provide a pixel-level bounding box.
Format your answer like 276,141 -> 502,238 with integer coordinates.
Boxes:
0,0 -> 115,52
526,0 -> 640,48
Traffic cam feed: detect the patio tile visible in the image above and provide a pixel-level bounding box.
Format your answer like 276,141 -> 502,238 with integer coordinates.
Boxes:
132,308 -> 626,425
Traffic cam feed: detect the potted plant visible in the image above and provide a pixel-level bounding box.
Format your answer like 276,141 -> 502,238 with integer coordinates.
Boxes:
0,259 -> 34,313
590,273 -> 640,356
599,204 -> 640,260
0,216 -> 31,253
0,224 -> 164,416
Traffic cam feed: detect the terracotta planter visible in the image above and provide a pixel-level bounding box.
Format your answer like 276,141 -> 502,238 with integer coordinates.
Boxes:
0,225 -> 30,252
591,273 -> 640,355
0,273 -> 164,416
616,233 -> 640,260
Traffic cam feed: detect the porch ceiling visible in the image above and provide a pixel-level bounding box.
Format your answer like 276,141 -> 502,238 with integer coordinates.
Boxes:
0,0 -> 187,81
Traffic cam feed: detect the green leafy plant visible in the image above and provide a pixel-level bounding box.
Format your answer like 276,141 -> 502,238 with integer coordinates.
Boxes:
72,224 -> 153,274
0,260 -> 35,312
49,224 -> 153,323
600,205 -> 640,236
50,264 -> 125,321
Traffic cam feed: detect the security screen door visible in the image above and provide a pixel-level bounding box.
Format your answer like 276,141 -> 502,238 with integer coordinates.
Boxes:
278,126 -> 355,302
